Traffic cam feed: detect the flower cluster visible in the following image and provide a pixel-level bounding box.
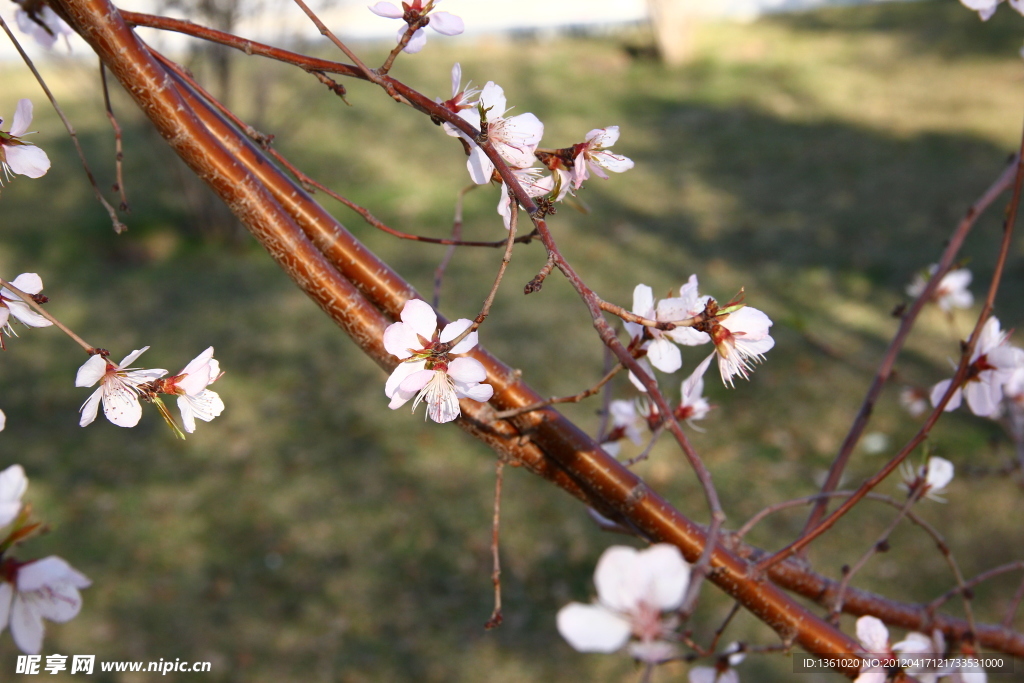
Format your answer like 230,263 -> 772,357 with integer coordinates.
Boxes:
1,99 -> 50,184
383,299 -> 493,423
625,275 -> 774,390
854,616 -> 987,683
77,347 -> 224,435
0,464 -> 90,655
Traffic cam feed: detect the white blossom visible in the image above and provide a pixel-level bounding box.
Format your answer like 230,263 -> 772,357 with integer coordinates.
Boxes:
899,456 -> 954,502
931,317 -> 1024,418
76,348 -> 167,428
458,82 -> 544,184
557,544 -> 690,663
708,305 -> 775,388
0,556 -> 91,655
0,273 -> 53,337
0,100 -> 50,181
383,299 -> 493,423
907,265 -> 973,313
368,1 -> 463,54
677,353 -> 712,426
854,616 -> 893,683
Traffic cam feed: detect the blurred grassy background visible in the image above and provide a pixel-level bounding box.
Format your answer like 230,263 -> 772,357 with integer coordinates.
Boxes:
2,1 -> 1024,680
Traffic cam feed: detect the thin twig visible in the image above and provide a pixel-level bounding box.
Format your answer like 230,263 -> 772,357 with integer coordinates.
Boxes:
827,487 -> 923,623
1002,572 -> 1024,628
149,51 -> 521,252
442,192 -> 519,350
762,139 -> 1024,574
801,158 -> 1017,538
625,424 -> 665,467
99,61 -> 130,212
491,363 -> 624,420
484,459 -> 504,630
433,184 -> 476,308
0,14 -> 126,233
0,277 -> 96,354
290,0 -> 410,104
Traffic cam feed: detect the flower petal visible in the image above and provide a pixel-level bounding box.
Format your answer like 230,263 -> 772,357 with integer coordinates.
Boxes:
646,338 -> 682,374
856,615 -> 890,654
118,346 -> 150,368
556,602 -> 631,653
78,389 -> 102,427
8,273 -> 43,295
385,359 -> 426,399
400,299 -> 437,340
429,11 -> 464,35
447,357 -> 487,384
439,318 -> 477,353
632,544 -> 690,611
102,384 -> 143,428
75,355 -> 107,388
594,545 -> 645,613
0,464 -> 28,528
368,1 -> 403,18
383,322 -> 423,360
401,27 -> 427,53
10,594 -> 44,654
5,145 -> 50,178
631,284 -> 654,318
5,300 -> 50,328
456,382 -> 493,403
10,99 -> 33,137
466,146 -> 495,185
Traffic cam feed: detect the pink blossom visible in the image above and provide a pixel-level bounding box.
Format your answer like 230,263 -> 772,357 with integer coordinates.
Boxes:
0,100 -> 50,181
557,544 -> 690,663
383,299 -> 493,423
162,347 -> 225,433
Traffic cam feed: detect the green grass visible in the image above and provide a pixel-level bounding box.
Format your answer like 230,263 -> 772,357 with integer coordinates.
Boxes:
2,1 -> 1024,680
